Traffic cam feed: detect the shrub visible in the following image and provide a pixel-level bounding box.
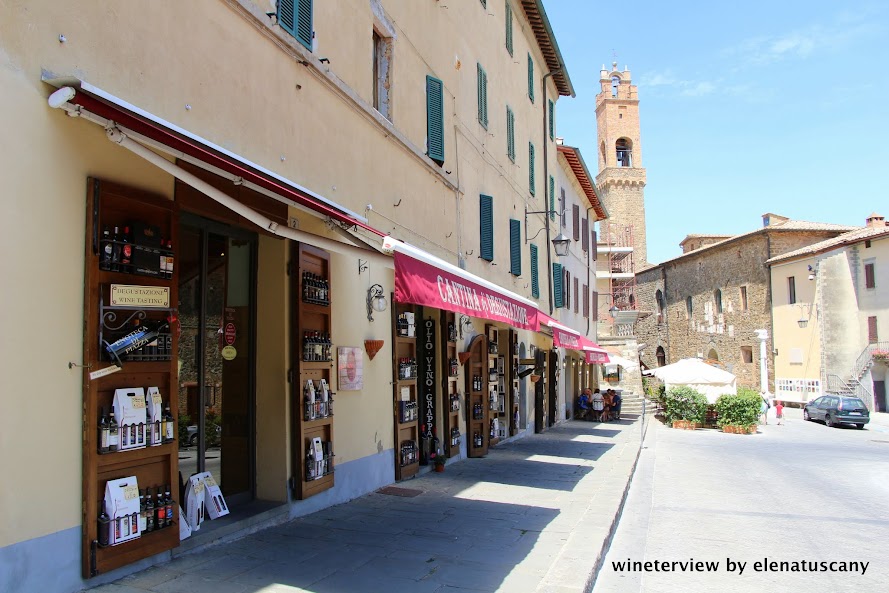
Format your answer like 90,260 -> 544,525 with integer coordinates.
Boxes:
664,386 -> 708,424
715,389 -> 762,428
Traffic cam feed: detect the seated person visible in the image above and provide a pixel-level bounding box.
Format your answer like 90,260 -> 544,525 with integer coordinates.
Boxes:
602,390 -> 613,422
611,391 -> 622,420
576,389 -> 592,419
591,389 -> 604,421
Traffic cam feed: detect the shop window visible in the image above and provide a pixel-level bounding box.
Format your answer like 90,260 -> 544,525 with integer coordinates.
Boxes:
426,76 -> 445,165
278,0 -> 314,51
477,63 -> 488,129
741,346 -> 753,364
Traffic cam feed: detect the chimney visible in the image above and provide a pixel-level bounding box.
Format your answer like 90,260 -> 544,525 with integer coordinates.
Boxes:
866,212 -> 885,228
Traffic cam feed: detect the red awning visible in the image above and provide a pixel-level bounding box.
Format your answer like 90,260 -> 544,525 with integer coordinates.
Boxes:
539,315 -> 609,363
51,80 -> 383,237
386,239 -> 539,332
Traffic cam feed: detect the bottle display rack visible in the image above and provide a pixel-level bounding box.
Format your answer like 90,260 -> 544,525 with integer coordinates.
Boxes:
465,333 -> 489,458
81,179 -> 181,578
291,243 -> 335,500
393,303 -> 420,480
441,311 -> 462,458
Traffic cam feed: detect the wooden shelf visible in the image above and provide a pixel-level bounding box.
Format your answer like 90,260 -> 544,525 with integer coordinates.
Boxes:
301,302 -> 331,315
94,523 -> 180,575
394,336 -> 417,344
96,443 -> 177,468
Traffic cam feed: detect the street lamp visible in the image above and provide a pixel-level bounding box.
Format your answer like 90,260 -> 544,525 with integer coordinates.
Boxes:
524,207 -> 571,256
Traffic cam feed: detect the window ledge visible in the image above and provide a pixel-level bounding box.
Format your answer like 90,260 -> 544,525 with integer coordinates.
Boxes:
225,0 -> 458,192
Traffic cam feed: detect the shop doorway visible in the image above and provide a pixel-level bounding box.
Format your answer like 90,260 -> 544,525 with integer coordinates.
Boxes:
177,214 -> 257,506
547,350 -> 558,427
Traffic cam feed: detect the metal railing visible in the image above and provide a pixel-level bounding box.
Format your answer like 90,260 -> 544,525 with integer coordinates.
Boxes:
851,341 -> 889,381
826,373 -> 874,408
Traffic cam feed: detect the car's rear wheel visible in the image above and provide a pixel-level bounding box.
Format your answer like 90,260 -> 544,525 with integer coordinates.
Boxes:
189,434 -> 198,446
855,424 -> 865,430
825,413 -> 834,428
803,409 -> 810,421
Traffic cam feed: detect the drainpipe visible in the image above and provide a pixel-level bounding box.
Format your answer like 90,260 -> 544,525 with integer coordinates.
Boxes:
542,67 -> 562,315
586,206 -> 594,336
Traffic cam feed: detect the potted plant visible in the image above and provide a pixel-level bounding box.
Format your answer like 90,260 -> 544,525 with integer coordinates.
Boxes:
432,453 -> 446,472
872,349 -> 889,364
663,386 -> 707,429
715,388 -> 762,434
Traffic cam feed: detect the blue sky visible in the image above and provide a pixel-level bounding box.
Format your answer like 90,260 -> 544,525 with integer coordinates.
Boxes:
545,0 -> 889,264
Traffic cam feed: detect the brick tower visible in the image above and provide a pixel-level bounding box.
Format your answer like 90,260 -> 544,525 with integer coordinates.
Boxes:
595,62 -> 648,268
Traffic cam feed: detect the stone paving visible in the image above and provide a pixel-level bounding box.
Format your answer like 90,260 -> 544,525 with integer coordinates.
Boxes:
91,415 -> 646,593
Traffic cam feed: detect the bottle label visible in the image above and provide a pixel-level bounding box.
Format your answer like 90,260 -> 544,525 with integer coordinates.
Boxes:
108,431 -> 119,448
165,419 -> 174,440
100,427 -> 109,449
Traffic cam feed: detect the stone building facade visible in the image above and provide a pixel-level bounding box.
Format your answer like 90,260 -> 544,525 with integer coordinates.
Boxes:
636,216 -> 861,391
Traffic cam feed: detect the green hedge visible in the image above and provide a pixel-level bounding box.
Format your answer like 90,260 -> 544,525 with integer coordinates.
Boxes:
715,388 -> 762,428
664,386 -> 708,424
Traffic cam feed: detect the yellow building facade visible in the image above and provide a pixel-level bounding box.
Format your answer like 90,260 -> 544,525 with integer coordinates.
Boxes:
0,1 -> 591,591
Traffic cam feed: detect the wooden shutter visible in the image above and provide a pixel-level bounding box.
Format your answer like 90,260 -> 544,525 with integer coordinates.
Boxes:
865,263 -> 875,288
574,278 -> 579,313
553,263 -> 563,308
530,244 -> 539,298
295,0 -> 313,50
426,76 -> 445,164
548,100 -> 554,140
583,284 -> 589,318
528,54 -> 534,102
592,291 -> 599,321
573,204 -> 580,241
582,217 -> 589,251
529,142 -> 535,195
591,230 -> 597,261
506,107 -> 515,161
868,316 -> 878,343
559,188 -> 566,227
505,1 -> 513,55
509,219 -> 521,276
480,194 -> 494,261
477,64 -> 488,128
549,176 -> 555,220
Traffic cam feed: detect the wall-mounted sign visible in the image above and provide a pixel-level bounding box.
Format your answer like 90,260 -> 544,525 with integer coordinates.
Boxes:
110,284 -> 170,308
221,345 -> 237,361
224,323 -> 237,346
420,318 -> 436,441
338,347 -> 363,391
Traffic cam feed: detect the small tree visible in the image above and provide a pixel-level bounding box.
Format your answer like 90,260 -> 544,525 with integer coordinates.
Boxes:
715,389 -> 762,429
664,386 -> 708,425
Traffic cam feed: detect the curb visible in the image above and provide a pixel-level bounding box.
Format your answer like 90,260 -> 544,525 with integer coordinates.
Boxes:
583,406 -> 655,593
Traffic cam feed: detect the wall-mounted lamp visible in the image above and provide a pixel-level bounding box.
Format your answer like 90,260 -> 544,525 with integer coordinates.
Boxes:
524,208 -> 571,256
366,284 -> 387,322
807,264 -> 817,282
609,304 -> 620,317
797,303 -> 815,328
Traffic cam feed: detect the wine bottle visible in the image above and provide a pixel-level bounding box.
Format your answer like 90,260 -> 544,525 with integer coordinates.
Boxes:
98,408 -> 109,453
110,226 -> 121,272
138,489 -> 147,533
144,488 -> 155,532
163,404 -> 175,442
98,506 -> 111,546
108,410 -> 119,452
100,226 -> 113,270
120,225 -> 132,272
154,487 -> 165,528
164,484 -> 173,527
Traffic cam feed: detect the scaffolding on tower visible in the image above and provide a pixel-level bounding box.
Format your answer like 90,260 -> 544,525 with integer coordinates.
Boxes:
597,221 -> 637,337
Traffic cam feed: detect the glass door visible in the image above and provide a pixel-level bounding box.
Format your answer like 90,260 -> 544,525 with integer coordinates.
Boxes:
177,214 -> 256,505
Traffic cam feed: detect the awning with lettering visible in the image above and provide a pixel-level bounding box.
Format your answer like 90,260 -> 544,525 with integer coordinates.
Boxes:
539,314 -> 609,363
384,237 -> 539,332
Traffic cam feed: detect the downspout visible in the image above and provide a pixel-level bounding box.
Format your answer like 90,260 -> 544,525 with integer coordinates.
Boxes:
542,67 -> 562,315
586,206 -> 594,336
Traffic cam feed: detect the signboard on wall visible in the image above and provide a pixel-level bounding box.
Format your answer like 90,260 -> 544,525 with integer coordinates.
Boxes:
419,317 -> 436,460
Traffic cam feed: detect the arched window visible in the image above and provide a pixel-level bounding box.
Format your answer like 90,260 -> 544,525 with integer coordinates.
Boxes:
708,348 -> 719,362
686,296 -> 693,317
655,289 -> 665,323
616,138 -> 632,167
611,75 -> 620,97
714,289 -> 723,313
656,346 -> 666,367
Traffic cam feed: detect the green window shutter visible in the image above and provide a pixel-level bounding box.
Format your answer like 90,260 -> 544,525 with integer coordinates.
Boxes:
278,0 -> 296,39
509,219 -> 521,276
505,1 -> 513,56
296,0 -> 313,50
548,100 -> 555,140
549,176 -> 555,221
426,76 -> 445,165
506,107 -> 515,162
529,142 -> 535,195
553,263 -> 564,308
528,54 -> 534,102
480,194 -> 494,261
530,244 -> 539,298
477,64 -> 488,128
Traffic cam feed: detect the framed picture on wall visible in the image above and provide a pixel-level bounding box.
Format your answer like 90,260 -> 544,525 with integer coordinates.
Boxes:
337,346 -> 363,391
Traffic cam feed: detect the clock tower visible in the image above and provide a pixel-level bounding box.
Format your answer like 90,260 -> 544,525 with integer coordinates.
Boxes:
595,62 -> 648,268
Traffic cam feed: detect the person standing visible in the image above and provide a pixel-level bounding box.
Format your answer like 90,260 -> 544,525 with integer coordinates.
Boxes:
591,389 -> 604,422
760,393 -> 770,425
775,400 -> 784,426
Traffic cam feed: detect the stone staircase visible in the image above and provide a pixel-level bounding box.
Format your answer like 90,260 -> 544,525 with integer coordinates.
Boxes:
617,392 -> 646,415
